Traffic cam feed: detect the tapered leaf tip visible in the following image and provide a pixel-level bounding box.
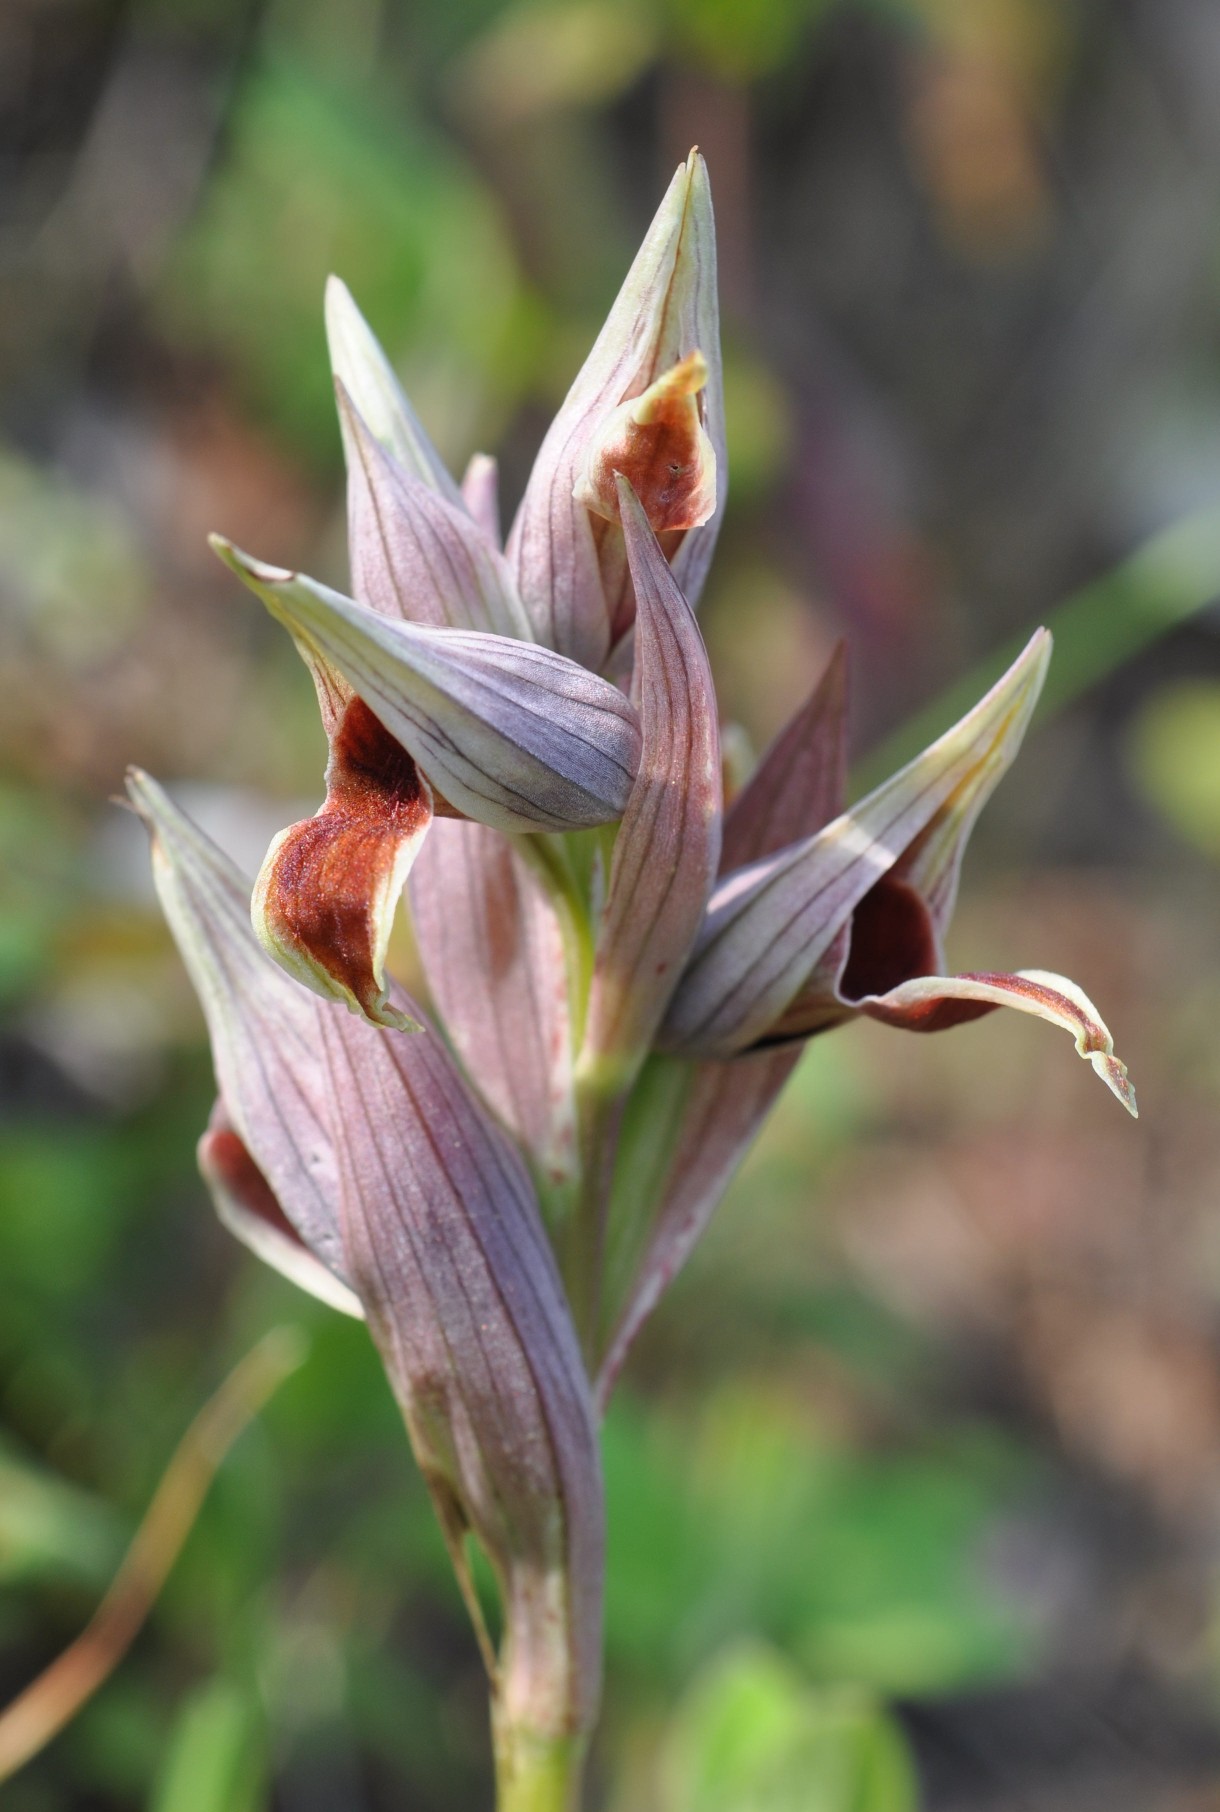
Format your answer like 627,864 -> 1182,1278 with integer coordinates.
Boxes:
208,533 -> 294,588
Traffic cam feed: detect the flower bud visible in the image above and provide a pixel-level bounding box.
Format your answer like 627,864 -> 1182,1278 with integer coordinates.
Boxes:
508,149 -> 723,665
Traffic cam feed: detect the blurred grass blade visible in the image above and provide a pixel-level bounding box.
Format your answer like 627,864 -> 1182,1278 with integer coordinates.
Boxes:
150,1677 -> 267,1812
0,1327 -> 306,1786
857,504 -> 1220,790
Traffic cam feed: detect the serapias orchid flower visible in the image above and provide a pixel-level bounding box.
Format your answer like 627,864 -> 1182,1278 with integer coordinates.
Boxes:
135,150 -> 1136,1811
127,771 -> 603,1804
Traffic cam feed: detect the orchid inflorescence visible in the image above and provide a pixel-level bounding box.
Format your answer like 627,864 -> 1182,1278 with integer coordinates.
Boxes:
127,152 -> 1135,1810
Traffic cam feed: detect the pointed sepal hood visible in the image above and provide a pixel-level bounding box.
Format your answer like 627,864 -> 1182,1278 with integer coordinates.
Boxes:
321,1002 -> 604,1748
660,629 -> 1135,1113
213,538 -> 642,836
337,381 -> 531,639
507,149 -> 724,666
125,769 -> 354,1297
594,645 -> 850,1403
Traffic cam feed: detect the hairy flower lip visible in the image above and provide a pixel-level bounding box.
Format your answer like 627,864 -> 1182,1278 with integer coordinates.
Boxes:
250,698 -> 433,1031
853,968 -> 1138,1116
209,534 -> 643,834
573,350 -> 717,534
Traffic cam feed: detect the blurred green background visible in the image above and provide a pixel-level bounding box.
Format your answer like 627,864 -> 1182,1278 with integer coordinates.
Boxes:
4,0 -> 1220,1806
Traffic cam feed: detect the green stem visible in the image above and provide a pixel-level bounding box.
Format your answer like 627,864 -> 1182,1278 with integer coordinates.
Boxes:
494,1724 -> 586,1812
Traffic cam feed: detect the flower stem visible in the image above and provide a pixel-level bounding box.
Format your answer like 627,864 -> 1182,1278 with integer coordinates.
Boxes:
565,1085 -> 623,1364
494,1723 -> 586,1812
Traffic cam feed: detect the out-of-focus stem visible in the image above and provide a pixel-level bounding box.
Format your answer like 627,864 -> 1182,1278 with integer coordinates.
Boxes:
0,1327 -> 306,1785
494,1719 -> 586,1812
565,1082 -> 625,1364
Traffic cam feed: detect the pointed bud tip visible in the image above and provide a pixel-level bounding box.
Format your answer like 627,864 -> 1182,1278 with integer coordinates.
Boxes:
324,274 -> 365,349
1012,624 -> 1052,681
684,146 -> 707,186
124,765 -> 170,830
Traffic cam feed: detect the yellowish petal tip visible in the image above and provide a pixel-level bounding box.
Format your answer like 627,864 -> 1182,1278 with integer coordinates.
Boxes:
124,766 -> 165,826
361,993 -> 423,1035
1091,1050 -> 1138,1118
209,535 -> 294,587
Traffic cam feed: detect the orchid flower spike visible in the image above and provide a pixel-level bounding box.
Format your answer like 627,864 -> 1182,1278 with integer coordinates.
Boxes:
137,150 -> 1139,1810
206,152 -> 720,1033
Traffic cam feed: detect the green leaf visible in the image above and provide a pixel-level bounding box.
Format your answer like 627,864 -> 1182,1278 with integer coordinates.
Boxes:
149,1678 -> 266,1812
663,0 -> 837,80
0,1441 -> 124,1590
658,1641 -> 918,1812
1127,678 -> 1220,859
